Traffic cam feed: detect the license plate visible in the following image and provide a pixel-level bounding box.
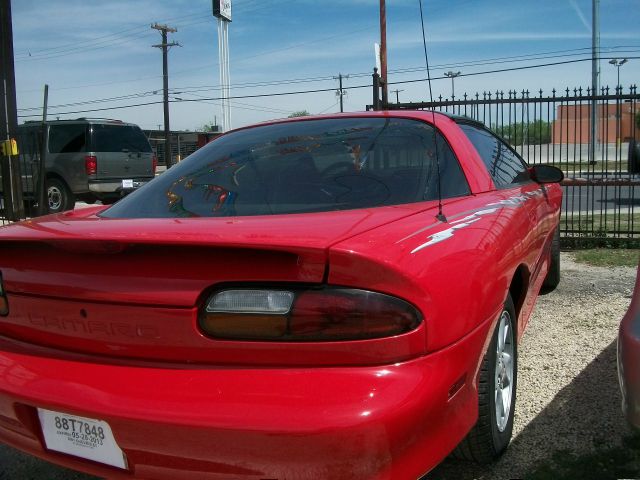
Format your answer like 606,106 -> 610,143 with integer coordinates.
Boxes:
122,179 -> 134,189
38,408 -> 127,469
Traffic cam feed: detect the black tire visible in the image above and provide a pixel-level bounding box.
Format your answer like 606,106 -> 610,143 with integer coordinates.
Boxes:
454,294 -> 517,463
46,178 -> 74,214
541,226 -> 561,293
629,140 -> 640,175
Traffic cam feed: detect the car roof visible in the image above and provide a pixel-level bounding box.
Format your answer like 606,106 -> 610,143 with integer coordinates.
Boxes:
20,118 -> 137,127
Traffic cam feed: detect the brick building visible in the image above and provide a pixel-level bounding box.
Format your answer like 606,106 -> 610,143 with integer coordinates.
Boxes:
552,102 -> 639,144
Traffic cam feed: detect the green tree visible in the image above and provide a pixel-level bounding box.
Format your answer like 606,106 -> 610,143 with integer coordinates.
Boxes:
198,121 -> 220,132
493,120 -> 551,145
288,110 -> 310,118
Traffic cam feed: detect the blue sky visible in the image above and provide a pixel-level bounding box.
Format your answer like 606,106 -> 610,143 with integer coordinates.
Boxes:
11,0 -> 640,131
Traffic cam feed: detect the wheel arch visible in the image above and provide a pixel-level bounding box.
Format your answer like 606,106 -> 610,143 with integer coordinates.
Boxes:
508,264 -> 529,326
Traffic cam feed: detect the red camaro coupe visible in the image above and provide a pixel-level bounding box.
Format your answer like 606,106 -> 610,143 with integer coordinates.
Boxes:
0,111 -> 562,479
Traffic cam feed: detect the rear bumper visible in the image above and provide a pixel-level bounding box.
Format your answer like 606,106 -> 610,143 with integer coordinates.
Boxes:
0,314 -> 494,480
88,178 -> 152,194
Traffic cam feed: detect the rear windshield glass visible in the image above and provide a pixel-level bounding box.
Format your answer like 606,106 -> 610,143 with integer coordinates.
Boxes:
102,117 -> 470,219
91,124 -> 152,153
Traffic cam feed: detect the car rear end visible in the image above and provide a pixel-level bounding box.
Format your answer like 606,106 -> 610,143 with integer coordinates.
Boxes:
86,121 -> 156,202
0,113 -> 495,479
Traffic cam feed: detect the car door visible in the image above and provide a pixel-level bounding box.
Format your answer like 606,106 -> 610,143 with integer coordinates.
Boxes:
457,123 -> 551,303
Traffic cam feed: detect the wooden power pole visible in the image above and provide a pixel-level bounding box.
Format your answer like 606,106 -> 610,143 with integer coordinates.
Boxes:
152,23 -> 180,167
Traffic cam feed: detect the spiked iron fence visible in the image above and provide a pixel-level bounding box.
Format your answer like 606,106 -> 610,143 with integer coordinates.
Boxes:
371,82 -> 640,246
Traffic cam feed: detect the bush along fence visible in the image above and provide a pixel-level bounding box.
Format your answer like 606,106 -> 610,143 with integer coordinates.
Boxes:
369,75 -> 640,248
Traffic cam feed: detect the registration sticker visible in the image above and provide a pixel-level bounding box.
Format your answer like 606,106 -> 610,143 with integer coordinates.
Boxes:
38,408 -> 127,469
122,179 -> 134,189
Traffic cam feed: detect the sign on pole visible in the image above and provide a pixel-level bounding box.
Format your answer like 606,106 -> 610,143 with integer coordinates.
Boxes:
213,0 -> 232,22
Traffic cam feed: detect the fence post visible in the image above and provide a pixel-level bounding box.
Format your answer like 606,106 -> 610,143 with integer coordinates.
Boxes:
372,68 -> 381,111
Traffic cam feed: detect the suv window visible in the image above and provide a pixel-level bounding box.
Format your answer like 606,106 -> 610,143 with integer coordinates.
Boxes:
459,123 -> 531,188
91,125 -> 152,153
48,124 -> 87,154
102,117 -> 470,219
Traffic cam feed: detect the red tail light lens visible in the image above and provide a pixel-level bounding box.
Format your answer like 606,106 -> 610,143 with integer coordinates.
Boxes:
85,155 -> 97,176
152,155 -> 158,175
0,272 -> 8,316
200,288 -> 421,341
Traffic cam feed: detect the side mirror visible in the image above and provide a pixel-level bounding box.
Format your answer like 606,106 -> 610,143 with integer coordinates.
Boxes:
529,165 -> 564,184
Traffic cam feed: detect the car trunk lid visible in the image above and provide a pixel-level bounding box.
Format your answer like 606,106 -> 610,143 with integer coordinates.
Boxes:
0,205 -> 425,365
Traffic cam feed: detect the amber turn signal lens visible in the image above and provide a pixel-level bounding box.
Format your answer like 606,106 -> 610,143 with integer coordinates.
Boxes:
201,313 -> 287,340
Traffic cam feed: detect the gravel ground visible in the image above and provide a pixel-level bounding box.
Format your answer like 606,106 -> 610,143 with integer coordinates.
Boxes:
0,252 -> 637,479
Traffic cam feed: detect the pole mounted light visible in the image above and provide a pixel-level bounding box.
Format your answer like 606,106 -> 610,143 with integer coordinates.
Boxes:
609,58 -> 629,145
444,71 -> 461,98
609,58 -> 628,89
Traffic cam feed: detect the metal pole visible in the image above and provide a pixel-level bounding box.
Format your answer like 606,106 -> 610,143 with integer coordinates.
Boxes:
590,0 -> 599,164
37,84 -> 48,216
339,74 -> 344,113
379,0 -> 388,107
372,68 -> 381,111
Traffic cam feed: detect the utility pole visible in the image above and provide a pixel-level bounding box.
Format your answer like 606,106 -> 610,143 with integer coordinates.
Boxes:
379,0 -> 388,107
390,89 -> 404,104
444,71 -> 461,99
152,23 -> 180,168
590,0 -> 599,165
334,73 -> 349,113
0,0 -> 24,221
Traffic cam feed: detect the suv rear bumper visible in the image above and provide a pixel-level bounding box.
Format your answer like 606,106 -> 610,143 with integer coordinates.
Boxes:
88,178 -> 152,194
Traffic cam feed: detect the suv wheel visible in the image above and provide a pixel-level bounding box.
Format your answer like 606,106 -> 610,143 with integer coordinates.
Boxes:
47,178 -> 74,214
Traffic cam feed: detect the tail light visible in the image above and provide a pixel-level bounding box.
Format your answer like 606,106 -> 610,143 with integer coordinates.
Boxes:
0,272 -> 8,316
200,287 -> 421,341
152,154 -> 158,175
85,155 -> 98,176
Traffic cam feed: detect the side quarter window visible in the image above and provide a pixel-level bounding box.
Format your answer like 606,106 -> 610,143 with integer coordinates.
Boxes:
48,124 -> 87,154
459,123 -> 531,188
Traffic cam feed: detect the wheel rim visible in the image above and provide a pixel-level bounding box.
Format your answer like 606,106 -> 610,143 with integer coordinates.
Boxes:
48,186 -> 62,211
495,310 -> 514,432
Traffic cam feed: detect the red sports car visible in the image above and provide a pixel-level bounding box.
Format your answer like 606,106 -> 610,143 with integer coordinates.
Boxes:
619,264 -> 640,430
0,111 -> 563,479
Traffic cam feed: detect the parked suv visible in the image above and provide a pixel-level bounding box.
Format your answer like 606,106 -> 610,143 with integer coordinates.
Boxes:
16,118 -> 156,213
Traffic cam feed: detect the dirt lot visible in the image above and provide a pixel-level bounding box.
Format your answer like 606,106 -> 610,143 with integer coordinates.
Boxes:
0,252 -> 637,479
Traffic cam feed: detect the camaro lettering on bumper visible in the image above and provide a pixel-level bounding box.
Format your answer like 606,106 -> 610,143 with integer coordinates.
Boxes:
28,316 -> 161,339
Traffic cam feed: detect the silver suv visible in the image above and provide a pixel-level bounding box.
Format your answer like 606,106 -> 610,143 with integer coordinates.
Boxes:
17,118 -> 156,213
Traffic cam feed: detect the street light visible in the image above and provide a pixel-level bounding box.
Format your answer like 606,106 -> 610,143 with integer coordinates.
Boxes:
444,71 -> 461,98
609,59 -> 628,144
609,58 -> 628,89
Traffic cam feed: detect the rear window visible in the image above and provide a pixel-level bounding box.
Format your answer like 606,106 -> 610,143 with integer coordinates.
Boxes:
90,124 -> 152,153
102,117 -> 470,219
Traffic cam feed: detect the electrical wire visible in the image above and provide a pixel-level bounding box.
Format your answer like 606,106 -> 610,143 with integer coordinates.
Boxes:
17,56 -> 640,119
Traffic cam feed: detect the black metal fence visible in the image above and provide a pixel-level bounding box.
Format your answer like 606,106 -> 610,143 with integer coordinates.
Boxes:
3,84 -> 640,248
373,83 -> 640,247
0,126 -> 42,226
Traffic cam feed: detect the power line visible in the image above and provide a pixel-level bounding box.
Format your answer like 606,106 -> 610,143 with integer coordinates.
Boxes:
17,56 -> 640,119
